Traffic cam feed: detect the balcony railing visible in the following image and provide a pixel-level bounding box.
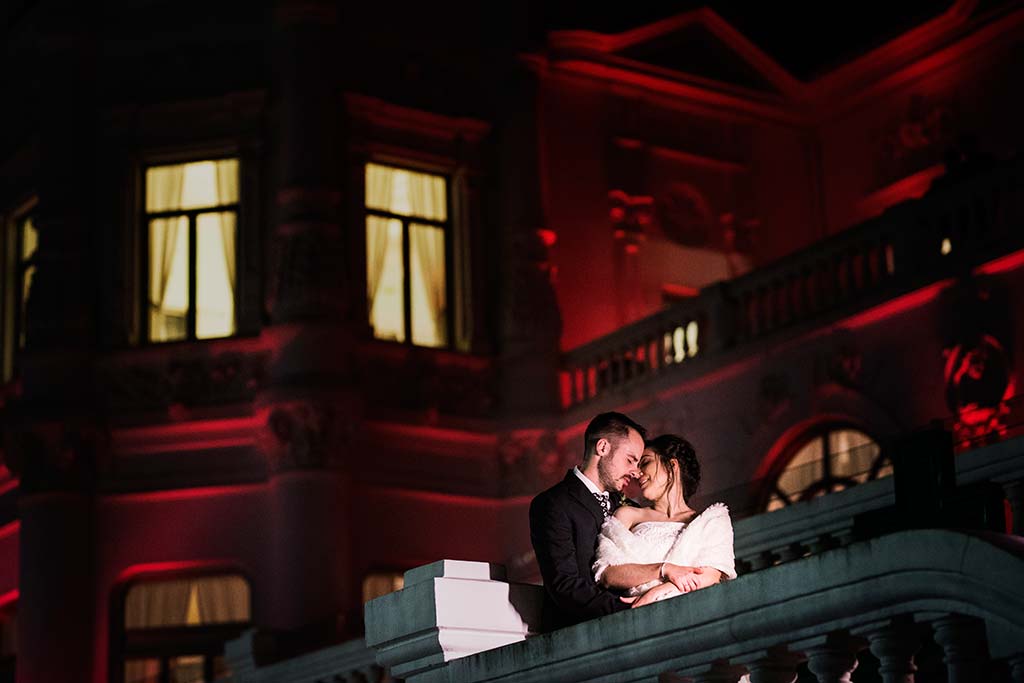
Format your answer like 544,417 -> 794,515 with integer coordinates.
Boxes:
562,155 -> 1024,409
227,431 -> 1024,683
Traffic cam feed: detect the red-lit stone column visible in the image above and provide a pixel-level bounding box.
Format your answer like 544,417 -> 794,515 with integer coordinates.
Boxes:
253,0 -> 360,659
493,67 -> 564,544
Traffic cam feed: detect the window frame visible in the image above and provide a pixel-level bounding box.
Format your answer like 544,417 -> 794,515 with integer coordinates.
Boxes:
138,154 -> 242,346
1,198 -> 38,382
762,422 -> 889,511
111,571 -> 251,683
363,160 -> 456,349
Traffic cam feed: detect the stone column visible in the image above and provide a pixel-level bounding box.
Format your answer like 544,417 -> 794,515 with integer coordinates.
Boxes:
931,614 -> 987,683
8,425 -> 100,683
494,65 -> 562,418
8,10 -> 102,681
255,0 -> 360,657
858,619 -> 920,683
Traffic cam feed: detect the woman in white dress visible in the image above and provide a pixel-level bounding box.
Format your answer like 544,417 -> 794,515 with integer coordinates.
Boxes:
593,434 -> 737,608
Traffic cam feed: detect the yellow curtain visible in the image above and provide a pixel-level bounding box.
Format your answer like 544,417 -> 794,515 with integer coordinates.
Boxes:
195,574 -> 250,623
214,160 -> 239,288
196,212 -> 236,339
125,578 -> 192,629
148,217 -> 189,342
410,224 -> 446,347
146,164 -> 187,342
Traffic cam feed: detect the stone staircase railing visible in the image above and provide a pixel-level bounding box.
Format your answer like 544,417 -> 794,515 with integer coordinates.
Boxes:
562,155 -> 1024,409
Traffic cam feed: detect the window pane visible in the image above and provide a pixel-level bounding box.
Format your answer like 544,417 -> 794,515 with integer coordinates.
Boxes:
147,159 -> 238,212
20,216 -> 37,261
776,438 -> 823,498
410,223 -> 446,348
829,429 -> 879,481
196,212 -> 236,340
367,216 -> 405,342
362,572 -> 405,603
125,659 -> 160,683
365,163 -> 447,221
125,575 -> 250,629
149,217 -> 190,342
169,654 -> 205,683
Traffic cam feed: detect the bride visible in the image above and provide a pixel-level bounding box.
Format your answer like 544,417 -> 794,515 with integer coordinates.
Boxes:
593,434 -> 736,608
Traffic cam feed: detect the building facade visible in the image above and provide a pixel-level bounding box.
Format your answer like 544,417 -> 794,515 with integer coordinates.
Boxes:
0,1 -> 1022,681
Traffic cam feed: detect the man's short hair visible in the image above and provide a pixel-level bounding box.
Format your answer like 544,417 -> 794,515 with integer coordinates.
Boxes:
583,412 -> 647,459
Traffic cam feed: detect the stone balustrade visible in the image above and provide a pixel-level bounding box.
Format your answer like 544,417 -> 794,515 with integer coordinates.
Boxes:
225,432 -> 1024,682
364,530 -> 1024,683
562,155 -> 1024,409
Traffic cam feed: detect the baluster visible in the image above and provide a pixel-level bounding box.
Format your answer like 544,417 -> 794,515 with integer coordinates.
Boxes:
796,632 -> 864,683
856,618 -> 919,683
741,647 -> 803,683
1010,653 -> 1024,683
931,614 -> 988,683
744,293 -> 757,339
1003,480 -> 1023,534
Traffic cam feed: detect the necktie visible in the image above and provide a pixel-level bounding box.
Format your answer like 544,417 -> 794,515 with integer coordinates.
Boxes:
594,491 -> 611,519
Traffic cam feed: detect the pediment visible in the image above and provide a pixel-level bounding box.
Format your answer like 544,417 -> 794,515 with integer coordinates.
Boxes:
548,9 -> 802,99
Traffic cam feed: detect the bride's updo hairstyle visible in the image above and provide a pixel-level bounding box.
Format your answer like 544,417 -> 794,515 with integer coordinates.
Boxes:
645,434 -> 701,500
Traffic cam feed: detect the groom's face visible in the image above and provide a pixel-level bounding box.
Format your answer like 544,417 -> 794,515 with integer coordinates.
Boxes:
596,428 -> 644,492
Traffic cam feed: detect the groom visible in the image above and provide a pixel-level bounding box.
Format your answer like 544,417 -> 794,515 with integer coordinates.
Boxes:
529,411 -> 646,628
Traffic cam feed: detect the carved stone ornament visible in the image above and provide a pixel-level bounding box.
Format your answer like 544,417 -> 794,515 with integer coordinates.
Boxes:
258,400 -> 349,473
944,334 -> 1014,445
100,351 -> 268,414
497,429 -> 563,496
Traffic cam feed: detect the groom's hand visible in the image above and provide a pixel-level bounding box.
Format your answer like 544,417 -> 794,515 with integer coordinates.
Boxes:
663,564 -> 703,593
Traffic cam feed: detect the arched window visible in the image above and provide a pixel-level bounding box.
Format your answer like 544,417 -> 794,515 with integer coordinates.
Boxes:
119,573 -> 250,683
765,425 -> 890,512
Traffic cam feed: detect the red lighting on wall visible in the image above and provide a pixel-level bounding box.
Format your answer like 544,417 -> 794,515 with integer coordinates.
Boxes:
841,279 -> 952,330
109,483 -> 265,506
975,248 -> 1024,276
116,559 -> 244,583
0,589 -> 17,611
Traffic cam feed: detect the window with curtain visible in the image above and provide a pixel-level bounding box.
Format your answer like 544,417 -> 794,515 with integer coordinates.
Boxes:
362,571 -> 405,603
145,158 -> 238,343
120,574 -> 250,683
1,208 -> 37,382
764,425 -> 889,512
365,162 -> 449,348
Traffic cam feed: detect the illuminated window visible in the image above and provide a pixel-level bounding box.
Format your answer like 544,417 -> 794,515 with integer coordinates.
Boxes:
365,163 -> 449,348
765,425 -> 889,511
145,159 -> 238,343
120,574 -> 250,683
2,207 -> 37,381
362,571 -> 405,603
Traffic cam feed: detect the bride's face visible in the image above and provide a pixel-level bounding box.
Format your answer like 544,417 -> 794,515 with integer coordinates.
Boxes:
636,448 -> 671,501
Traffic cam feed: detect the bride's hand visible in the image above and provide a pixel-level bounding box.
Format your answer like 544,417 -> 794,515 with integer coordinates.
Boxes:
630,581 -> 679,608
663,564 -> 703,593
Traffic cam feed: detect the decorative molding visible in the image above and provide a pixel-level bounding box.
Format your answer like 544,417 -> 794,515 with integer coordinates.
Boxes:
99,350 -> 268,414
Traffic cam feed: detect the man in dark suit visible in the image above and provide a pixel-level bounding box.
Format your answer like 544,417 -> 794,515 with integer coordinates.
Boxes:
529,412 -> 646,628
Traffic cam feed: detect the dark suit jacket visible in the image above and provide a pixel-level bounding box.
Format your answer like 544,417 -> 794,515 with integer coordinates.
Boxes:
529,470 -> 630,628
